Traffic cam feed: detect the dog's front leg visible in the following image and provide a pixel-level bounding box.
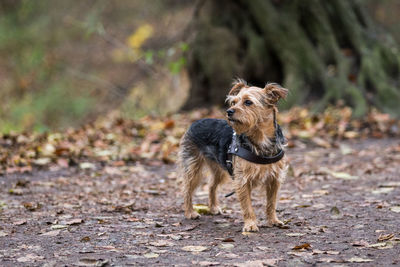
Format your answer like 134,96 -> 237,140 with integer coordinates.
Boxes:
236,182 -> 258,232
265,178 -> 283,227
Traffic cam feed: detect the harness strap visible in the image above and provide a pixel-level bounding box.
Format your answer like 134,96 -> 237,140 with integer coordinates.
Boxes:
229,143 -> 284,165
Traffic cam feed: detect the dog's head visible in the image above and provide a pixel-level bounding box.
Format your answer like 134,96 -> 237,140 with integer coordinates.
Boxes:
225,79 -> 288,134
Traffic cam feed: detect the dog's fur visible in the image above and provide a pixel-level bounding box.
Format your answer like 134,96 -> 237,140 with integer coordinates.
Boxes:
179,79 -> 288,232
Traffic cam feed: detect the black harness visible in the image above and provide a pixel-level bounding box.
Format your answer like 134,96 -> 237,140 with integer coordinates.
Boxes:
224,111 -> 285,197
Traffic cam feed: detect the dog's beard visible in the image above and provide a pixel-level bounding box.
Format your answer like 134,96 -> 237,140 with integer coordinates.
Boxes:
228,120 -> 251,135
228,117 -> 241,124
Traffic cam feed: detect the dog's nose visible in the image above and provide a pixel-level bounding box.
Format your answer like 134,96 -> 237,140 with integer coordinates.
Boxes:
227,109 -> 235,117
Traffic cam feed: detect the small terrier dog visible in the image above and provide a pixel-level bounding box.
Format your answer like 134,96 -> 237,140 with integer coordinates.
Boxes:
179,79 -> 288,232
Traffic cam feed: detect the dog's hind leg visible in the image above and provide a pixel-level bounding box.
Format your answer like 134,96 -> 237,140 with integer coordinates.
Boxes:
180,138 -> 205,219
207,161 -> 228,215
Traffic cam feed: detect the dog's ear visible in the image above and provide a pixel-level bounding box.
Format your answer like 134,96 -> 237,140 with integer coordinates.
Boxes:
264,83 -> 288,104
229,79 -> 248,96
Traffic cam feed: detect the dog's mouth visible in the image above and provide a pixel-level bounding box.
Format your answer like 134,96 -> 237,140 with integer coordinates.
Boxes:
228,118 -> 241,123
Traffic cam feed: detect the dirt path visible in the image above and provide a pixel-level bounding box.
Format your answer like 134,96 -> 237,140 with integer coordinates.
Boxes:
1,138 -> 400,266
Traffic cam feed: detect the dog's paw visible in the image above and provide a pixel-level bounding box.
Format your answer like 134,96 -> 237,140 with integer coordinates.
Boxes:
209,206 -> 222,215
266,218 -> 283,228
242,220 -> 259,232
185,211 -> 201,220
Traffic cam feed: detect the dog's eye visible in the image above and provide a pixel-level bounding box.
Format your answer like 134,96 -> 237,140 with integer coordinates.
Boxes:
231,101 -> 236,106
244,100 -> 253,106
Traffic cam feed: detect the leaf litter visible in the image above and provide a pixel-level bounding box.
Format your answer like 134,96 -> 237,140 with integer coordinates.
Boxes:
0,107 -> 399,265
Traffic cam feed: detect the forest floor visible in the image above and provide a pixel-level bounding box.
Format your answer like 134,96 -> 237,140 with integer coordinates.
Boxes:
1,137 -> 400,266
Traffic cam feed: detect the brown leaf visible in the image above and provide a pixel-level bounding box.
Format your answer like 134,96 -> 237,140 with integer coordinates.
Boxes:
347,257 -> 373,263
41,230 -> 61,237
198,261 -> 220,266
22,202 -> 41,211
378,233 -> 394,242
81,236 -> 91,242
181,246 -> 208,252
17,254 -> 44,262
65,218 -> 84,225
149,240 -> 174,247
352,240 -> 369,247
311,137 -> 331,148
292,243 -> 311,250
164,119 -> 175,129
13,219 -> 27,226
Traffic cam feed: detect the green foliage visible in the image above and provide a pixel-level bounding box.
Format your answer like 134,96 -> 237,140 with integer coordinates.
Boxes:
168,57 -> 186,74
1,81 -> 93,133
0,0 -> 101,133
0,1 -> 191,133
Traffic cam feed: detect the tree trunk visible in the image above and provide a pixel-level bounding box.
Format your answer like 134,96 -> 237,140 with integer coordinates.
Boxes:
183,0 -> 400,117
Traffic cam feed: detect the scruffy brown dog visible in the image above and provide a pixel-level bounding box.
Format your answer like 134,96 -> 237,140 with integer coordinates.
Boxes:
179,79 -> 288,232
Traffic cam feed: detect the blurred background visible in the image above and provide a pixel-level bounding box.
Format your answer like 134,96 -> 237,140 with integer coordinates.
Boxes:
0,0 -> 399,133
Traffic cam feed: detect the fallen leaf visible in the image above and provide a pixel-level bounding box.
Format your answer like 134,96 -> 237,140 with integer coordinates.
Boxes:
312,249 -> 340,255
311,137 -> 331,148
143,252 -> 159,258
219,243 -> 234,249
182,246 -> 208,252
347,257 -> 373,263
65,218 -> 84,225
343,131 -> 359,138
9,188 -> 23,195
41,143 -> 56,156
13,219 -> 27,225
352,240 -> 369,247
80,162 -> 96,170
149,240 -> 174,247
321,168 -> 359,180
292,243 -> 311,250
193,204 -> 211,215
286,233 -> 305,237
198,261 -> 220,266
15,180 -> 30,187
379,182 -> 400,188
287,251 -> 313,257
378,233 -> 394,242
77,258 -> 109,266
330,206 -> 342,219
81,236 -> 91,242
372,187 -> 393,194
41,230 -> 61,237
241,232 -> 255,237
317,257 -> 342,263
169,234 -> 182,241
256,246 -> 271,252
164,119 -> 175,129
312,190 -> 329,196
339,144 -> 354,155
234,260 -> 265,267
17,254 -> 44,262
0,231 -> 8,237
182,224 -> 198,231
330,171 -> 358,180
51,224 -> 68,230
56,158 -> 69,168
22,202 -> 41,211
33,158 -> 51,166
389,206 -> 400,213
368,242 -> 394,249
326,251 -> 340,255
